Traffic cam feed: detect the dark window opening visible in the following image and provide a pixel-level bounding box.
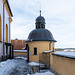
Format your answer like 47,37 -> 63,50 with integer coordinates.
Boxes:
41,24 -> 44,28
38,25 -> 40,28
36,22 -> 41,29
34,48 -> 37,55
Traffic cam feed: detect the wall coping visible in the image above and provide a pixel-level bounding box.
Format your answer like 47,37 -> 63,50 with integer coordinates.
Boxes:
53,51 -> 75,59
13,50 -> 27,52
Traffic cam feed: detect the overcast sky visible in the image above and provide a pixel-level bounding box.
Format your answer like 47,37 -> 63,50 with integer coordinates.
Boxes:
8,0 -> 75,48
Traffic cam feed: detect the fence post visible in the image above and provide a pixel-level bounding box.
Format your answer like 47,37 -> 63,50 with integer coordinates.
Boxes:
9,45 -> 11,58
12,45 -> 14,58
49,53 -> 50,68
6,45 -> 8,59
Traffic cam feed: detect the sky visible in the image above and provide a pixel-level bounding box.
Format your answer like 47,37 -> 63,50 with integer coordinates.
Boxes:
8,0 -> 75,48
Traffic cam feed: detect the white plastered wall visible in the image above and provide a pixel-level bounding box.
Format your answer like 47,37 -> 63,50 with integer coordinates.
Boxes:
0,0 -> 10,57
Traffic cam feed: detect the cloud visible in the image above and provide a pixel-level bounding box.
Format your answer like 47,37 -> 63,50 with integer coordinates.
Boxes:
8,0 -> 75,48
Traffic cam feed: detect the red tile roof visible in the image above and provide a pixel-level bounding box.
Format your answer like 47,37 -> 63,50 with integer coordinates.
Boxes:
11,40 -> 26,50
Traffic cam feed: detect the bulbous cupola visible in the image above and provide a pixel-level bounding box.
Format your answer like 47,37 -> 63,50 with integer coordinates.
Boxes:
26,10 -> 57,42
35,10 -> 45,29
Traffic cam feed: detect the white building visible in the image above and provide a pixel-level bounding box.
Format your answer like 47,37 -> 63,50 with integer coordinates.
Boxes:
0,0 -> 13,61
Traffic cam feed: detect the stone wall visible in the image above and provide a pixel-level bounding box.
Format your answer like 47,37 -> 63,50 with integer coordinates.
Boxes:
39,53 -> 50,67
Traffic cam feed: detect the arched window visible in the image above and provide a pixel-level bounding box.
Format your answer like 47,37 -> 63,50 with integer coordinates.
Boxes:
6,24 -> 8,42
37,22 -> 40,28
0,16 -> 2,41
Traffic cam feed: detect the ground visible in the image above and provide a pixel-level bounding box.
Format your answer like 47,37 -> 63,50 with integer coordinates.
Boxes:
0,57 -> 57,75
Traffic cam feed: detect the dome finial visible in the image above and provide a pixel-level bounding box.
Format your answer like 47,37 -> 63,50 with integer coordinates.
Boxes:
40,10 -> 41,16
39,5 -> 41,16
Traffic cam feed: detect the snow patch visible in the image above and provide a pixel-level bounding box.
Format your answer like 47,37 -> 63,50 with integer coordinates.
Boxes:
28,62 -> 45,67
64,49 -> 75,52
15,57 -> 27,60
14,50 -> 27,52
27,71 -> 54,75
28,62 -> 39,66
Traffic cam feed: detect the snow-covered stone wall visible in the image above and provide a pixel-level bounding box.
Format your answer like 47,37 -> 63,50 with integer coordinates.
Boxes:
53,51 -> 75,75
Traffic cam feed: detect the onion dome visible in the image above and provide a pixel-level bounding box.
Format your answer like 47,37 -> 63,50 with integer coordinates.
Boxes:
26,10 -> 57,42
36,11 -> 45,23
35,10 -> 45,29
26,29 -> 56,42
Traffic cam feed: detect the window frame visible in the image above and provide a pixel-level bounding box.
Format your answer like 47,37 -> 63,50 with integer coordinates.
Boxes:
34,47 -> 37,55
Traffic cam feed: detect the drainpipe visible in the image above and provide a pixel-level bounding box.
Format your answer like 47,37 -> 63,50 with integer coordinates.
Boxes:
3,0 -> 8,59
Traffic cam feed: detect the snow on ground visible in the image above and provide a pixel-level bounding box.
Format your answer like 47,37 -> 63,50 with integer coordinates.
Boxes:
0,57 -> 31,75
0,57 -> 55,75
28,62 -> 45,67
53,51 -> 75,58
27,71 -> 54,75
28,62 -> 39,66
34,71 -> 54,75
0,59 -> 17,75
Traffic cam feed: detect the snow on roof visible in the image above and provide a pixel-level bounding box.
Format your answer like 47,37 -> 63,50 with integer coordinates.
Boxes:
28,62 -> 45,66
53,51 -> 75,59
43,50 -> 53,53
64,49 -> 69,51
64,49 -> 75,52
27,71 -> 54,75
14,50 -> 27,52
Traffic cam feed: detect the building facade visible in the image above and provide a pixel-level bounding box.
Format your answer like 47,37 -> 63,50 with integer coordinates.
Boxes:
11,39 -> 27,57
0,0 -> 13,61
26,11 -> 57,64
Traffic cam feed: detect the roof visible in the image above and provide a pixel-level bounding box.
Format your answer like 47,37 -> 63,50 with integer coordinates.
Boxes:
26,11 -> 57,42
26,29 -> 57,42
6,0 -> 13,17
36,16 -> 45,23
36,10 -> 45,23
53,51 -> 75,59
11,40 -> 26,50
